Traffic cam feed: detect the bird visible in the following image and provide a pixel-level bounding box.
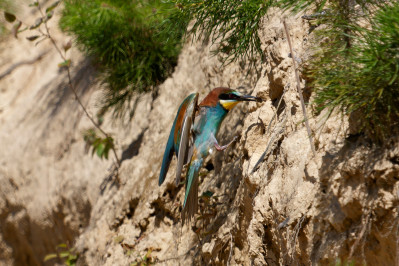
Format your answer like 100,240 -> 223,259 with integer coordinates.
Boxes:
158,87 -> 263,224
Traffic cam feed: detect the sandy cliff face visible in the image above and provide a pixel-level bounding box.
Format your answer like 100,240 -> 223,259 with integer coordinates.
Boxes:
0,4 -> 398,266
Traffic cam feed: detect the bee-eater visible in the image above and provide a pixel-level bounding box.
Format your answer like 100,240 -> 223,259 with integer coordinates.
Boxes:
158,87 -> 263,224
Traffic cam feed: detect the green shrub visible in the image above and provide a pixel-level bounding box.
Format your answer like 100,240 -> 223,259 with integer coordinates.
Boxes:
57,0 -> 329,117
172,0 -> 273,64
310,1 -> 399,141
60,0 -> 187,118
169,0 -> 329,65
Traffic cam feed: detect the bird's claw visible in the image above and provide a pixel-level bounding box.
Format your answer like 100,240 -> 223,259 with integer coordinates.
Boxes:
214,136 -> 238,151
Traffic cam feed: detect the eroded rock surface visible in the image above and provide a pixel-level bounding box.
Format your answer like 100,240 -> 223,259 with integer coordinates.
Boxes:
0,4 -> 398,266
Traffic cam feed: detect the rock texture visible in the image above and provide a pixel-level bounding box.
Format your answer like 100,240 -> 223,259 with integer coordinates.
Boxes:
0,4 -> 398,266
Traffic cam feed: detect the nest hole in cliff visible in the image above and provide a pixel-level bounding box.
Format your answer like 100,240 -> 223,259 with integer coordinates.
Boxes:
205,161 -> 215,171
272,96 -> 286,118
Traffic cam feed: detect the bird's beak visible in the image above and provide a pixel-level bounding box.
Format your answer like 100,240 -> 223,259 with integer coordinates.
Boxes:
237,94 -> 264,102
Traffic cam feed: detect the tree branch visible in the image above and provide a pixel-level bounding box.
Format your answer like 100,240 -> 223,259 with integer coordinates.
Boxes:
37,1 -> 121,167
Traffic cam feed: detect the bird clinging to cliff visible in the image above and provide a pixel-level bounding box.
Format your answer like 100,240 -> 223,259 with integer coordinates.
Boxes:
158,87 -> 263,224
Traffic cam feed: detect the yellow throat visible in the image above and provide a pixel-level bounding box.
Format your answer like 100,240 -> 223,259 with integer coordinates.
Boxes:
220,100 -> 239,110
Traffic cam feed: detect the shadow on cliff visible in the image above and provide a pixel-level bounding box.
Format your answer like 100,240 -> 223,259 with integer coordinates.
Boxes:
19,57 -> 97,141
121,128 -> 148,163
0,58 -> 96,265
0,194 -> 91,266
311,136 -> 399,264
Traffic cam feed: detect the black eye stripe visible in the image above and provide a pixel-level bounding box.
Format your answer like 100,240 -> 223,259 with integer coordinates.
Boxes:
219,94 -> 228,100
219,93 -> 238,100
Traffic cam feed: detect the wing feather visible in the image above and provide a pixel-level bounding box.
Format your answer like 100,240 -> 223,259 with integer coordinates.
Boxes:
176,115 -> 192,185
158,128 -> 175,185
158,93 -> 198,186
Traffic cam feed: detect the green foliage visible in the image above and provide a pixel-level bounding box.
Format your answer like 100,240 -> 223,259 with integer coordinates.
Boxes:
172,0 -> 273,64
83,128 -> 115,160
277,0 -> 326,12
4,11 -> 15,23
2,1 -> 58,40
309,1 -> 399,141
167,0 -> 328,65
58,59 -> 71,68
44,243 -> 78,266
57,0 -> 336,118
60,0 -> 187,118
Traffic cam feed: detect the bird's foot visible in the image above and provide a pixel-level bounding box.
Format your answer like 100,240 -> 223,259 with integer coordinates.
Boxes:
214,136 -> 238,151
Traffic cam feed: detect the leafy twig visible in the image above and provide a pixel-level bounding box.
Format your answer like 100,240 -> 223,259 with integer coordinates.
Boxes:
34,1 -> 121,167
44,243 -> 78,266
4,1 -> 121,174
283,19 -> 316,157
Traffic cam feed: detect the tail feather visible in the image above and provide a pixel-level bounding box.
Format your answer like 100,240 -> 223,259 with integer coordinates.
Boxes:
158,128 -> 175,186
182,158 -> 202,225
182,174 -> 198,225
